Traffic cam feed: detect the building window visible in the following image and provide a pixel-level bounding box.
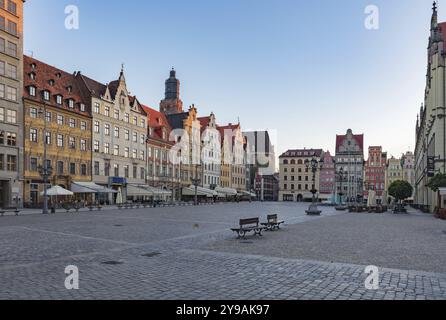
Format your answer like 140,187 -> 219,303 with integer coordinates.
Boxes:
7,1 -> 17,15
124,165 -> 129,178
140,134 -> 145,144
81,164 -> 87,176
0,83 -> 4,98
69,163 -> 76,175
55,95 -> 62,105
141,118 -> 145,128
104,106 -> 110,117
69,118 -> 76,128
45,111 -> 51,122
7,63 -> 16,79
132,132 -> 137,143
0,154 -> 3,170
6,109 -> 16,123
124,113 -> 129,123
7,41 -> 16,57
94,103 -> 100,113
132,149 -> 137,159
94,161 -> 100,176
114,110 -> 119,120
6,155 -> 16,171
80,121 -> 87,131
29,107 -> 37,118
43,90 -> 50,101
114,126 -> 119,138
57,161 -> 64,175
133,166 -> 137,179
6,86 -> 16,101
29,86 -> 36,97
57,134 -> 64,147
114,164 -> 119,177
140,150 -> 145,161
104,123 -> 110,136
94,140 -> 99,153
30,157 -> 38,172
124,147 -> 129,158
133,116 -> 137,125
80,104 -> 85,112
57,114 -> 64,125
6,20 -> 17,36
104,143 -> 110,154
69,137 -> 76,149
124,129 -> 129,141
29,128 -> 38,142
6,132 -> 16,146
113,145 -> 119,156
45,132 -> 51,145
0,37 -> 4,52
68,99 -> 74,109
80,139 -> 87,151
94,121 -> 100,133
140,167 -> 145,180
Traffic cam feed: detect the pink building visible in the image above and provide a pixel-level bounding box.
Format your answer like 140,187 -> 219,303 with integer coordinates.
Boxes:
319,151 -> 336,201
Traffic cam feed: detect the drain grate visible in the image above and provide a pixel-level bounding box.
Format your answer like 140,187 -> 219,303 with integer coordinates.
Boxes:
141,252 -> 161,258
101,260 -> 123,265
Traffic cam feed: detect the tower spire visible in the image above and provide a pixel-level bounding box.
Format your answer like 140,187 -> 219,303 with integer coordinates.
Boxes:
432,1 -> 438,30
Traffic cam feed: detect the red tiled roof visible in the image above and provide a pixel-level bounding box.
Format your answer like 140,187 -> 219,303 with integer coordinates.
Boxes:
141,104 -> 172,142
438,22 -> 446,44
24,55 -> 90,117
335,134 -> 364,152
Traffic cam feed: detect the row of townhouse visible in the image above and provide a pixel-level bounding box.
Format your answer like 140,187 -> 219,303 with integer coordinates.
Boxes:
278,129 -> 415,204
9,54 -> 257,208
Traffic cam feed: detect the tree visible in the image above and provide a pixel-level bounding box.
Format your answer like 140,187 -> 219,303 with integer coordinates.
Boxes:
426,173 -> 446,192
388,180 -> 413,203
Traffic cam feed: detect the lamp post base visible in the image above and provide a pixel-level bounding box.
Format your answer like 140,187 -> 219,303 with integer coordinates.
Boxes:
306,204 -> 321,216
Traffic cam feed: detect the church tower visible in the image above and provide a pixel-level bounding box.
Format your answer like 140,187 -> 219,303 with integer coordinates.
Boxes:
160,68 -> 183,115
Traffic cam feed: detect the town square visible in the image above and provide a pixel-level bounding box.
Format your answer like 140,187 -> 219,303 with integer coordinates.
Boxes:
1,0 -> 446,303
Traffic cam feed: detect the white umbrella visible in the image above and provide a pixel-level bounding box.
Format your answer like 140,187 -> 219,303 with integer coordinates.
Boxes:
116,187 -> 123,204
367,190 -> 376,207
41,185 -> 73,196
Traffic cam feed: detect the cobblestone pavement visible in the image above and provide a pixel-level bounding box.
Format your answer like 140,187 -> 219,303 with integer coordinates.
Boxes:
0,202 -> 446,300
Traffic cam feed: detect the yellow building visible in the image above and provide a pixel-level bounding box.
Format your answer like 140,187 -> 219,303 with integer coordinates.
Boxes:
385,156 -> 402,195
23,56 -> 92,207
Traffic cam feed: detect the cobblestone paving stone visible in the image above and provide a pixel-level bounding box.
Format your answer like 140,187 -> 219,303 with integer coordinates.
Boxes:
0,202 -> 445,300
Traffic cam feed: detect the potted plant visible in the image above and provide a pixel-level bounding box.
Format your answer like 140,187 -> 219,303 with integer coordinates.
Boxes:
427,173 -> 446,218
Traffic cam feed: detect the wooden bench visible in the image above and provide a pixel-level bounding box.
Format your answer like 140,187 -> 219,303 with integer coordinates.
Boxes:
261,214 -> 284,231
231,217 -> 266,239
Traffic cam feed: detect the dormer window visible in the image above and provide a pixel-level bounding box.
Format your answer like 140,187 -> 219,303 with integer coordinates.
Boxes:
80,103 -> 85,112
30,63 -> 36,69
56,95 -> 63,105
29,86 -> 36,97
56,72 -> 62,79
29,72 -> 36,80
67,86 -> 73,93
68,99 -> 74,108
43,90 -> 50,101
49,79 -> 55,86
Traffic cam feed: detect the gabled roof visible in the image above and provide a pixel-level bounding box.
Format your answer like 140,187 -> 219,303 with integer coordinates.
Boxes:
141,104 -> 172,142
24,55 -> 89,116
77,73 -> 107,98
335,133 -> 364,152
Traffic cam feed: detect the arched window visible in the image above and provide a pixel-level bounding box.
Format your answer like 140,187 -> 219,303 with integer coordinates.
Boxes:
290,159 -> 296,165
283,159 -> 288,165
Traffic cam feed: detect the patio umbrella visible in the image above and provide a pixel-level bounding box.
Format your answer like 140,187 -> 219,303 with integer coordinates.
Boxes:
41,185 -> 74,196
367,190 -> 376,207
116,187 -> 123,205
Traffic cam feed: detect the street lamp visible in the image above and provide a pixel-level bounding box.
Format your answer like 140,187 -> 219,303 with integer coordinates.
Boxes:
191,163 -> 201,206
335,167 -> 348,210
304,156 -> 322,216
37,104 -> 52,214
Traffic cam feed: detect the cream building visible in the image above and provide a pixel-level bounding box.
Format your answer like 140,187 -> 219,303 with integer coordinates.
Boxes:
278,149 -> 323,202
77,67 -> 147,203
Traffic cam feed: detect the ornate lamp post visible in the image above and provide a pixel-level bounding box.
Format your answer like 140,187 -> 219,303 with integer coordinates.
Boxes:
335,167 -> 348,210
37,104 -> 52,214
191,163 -> 201,206
305,156 -> 322,216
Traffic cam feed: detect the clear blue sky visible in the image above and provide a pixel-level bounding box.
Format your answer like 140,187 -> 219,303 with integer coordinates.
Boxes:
25,0 -> 437,159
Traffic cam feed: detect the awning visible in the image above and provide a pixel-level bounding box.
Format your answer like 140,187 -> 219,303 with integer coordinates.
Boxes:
71,181 -> 117,194
127,184 -> 154,196
139,185 -> 171,196
189,185 -> 218,197
215,186 -> 237,196
240,191 -> 256,197
439,188 -> 446,196
182,187 -> 213,198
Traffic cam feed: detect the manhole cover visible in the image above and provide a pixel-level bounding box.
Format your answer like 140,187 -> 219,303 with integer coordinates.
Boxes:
141,252 -> 161,258
101,261 -> 123,265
